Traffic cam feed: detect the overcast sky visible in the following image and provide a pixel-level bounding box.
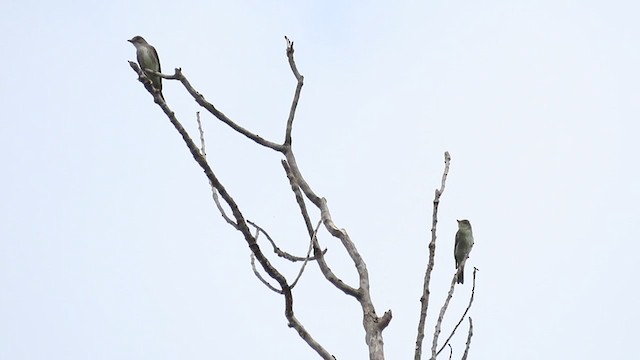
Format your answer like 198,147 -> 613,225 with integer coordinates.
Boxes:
1,1 -> 638,359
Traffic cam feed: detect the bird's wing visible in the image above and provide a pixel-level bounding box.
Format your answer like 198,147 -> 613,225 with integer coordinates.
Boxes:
151,46 -> 161,73
151,46 -> 162,91
454,230 -> 461,262
136,51 -> 145,71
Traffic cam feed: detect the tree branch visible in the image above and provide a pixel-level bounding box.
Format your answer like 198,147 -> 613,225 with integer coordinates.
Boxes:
129,36 -> 391,360
279,51 -> 390,359
195,111 -> 238,228
414,151 -> 451,360
128,61 -> 165,104
141,66 -> 286,152
247,219 -> 325,262
429,268 -> 458,360
250,253 -> 283,294
281,160 -> 359,297
436,267 -> 478,356
291,220 -> 323,289
284,36 -> 304,146
461,318 -> 473,360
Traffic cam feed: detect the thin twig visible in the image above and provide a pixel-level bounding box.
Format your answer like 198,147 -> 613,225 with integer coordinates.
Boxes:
247,219 -> 326,262
251,254 -> 283,294
249,227 -> 283,293
195,110 -> 236,228
210,188 -> 238,228
196,111 -> 207,156
291,219 -> 323,288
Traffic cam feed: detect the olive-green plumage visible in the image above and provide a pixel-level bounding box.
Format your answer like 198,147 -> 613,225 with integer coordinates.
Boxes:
454,219 -> 474,284
128,35 -> 163,99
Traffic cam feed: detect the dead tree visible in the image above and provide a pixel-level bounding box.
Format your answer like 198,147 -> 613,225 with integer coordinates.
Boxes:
129,36 -> 476,360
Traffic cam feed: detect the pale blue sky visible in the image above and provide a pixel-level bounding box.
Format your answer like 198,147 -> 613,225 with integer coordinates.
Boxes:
1,1 -> 638,359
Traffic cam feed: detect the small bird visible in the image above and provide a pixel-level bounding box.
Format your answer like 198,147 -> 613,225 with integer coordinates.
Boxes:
454,219 -> 474,284
128,35 -> 164,99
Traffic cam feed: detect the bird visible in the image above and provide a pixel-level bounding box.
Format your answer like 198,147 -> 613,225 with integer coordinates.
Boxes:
454,219 -> 474,284
128,36 -> 164,99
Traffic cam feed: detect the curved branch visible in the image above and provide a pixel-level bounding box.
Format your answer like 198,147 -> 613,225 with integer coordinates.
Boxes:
195,112 -> 238,228
251,254 -> 283,294
247,220 -> 325,262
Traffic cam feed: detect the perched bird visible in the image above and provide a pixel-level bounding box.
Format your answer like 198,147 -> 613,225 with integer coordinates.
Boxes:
128,35 -> 163,99
454,219 -> 474,284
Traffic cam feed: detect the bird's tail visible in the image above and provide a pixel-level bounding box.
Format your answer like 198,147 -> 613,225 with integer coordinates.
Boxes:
457,265 -> 464,284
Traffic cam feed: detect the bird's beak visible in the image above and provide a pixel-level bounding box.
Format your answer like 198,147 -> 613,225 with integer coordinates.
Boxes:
127,39 -> 133,43
456,219 -> 461,223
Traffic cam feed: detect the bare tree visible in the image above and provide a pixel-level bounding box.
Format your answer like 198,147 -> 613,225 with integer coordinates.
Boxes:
129,36 -> 477,360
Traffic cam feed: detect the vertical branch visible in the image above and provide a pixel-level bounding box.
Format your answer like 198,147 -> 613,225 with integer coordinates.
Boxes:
284,36 -> 304,147
414,151 -> 451,360
280,42 -> 391,358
